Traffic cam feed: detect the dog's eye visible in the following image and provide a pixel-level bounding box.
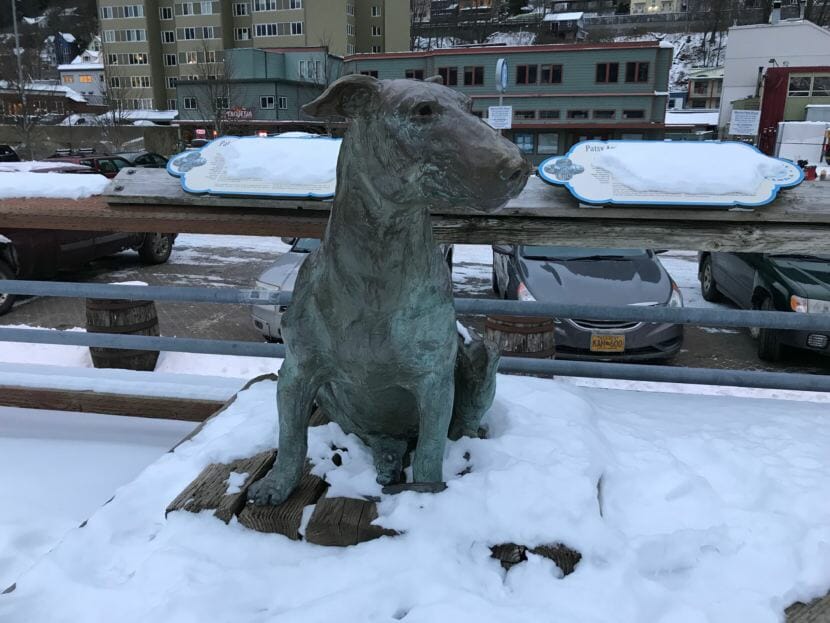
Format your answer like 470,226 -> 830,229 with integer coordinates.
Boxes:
412,102 -> 437,120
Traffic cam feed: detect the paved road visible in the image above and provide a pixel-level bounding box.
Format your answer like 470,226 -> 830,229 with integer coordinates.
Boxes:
1,238 -> 827,375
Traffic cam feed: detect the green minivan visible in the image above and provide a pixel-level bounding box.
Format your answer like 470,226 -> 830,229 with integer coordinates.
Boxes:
699,252 -> 830,361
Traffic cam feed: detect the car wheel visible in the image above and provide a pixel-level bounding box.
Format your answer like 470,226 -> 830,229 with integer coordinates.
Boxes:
700,255 -> 722,302
139,233 -> 174,265
0,260 -> 16,316
756,297 -> 784,362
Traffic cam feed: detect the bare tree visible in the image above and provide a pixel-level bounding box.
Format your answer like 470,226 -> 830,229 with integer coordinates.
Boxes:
95,62 -> 140,151
187,42 -> 237,136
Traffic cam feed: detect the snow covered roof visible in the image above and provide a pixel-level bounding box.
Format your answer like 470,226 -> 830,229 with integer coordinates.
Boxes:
22,15 -> 46,26
98,110 -> 179,122
58,62 -> 104,72
689,66 -> 724,80
59,32 -> 76,43
665,110 -> 720,126
543,11 -> 584,21
0,81 -> 87,103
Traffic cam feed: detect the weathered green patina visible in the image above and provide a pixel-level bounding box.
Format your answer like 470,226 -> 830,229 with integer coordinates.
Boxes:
249,74 -> 530,506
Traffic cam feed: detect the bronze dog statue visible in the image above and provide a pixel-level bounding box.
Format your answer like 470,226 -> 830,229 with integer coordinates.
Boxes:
249,74 -> 530,505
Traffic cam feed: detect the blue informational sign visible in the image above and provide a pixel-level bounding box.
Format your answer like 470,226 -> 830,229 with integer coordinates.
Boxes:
537,140 -> 804,208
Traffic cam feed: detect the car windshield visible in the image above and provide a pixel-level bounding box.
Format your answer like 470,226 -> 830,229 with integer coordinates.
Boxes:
520,246 -> 648,260
292,238 -> 321,253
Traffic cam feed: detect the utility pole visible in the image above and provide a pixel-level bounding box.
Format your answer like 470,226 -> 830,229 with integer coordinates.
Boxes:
11,0 -> 27,112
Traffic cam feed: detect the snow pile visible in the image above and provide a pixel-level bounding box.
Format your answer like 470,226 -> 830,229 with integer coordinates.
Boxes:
485,31 -> 536,46
0,172 -> 109,199
0,406 -> 194,590
2,377 -> 829,622
0,161 -> 89,173
220,137 -> 341,185
594,142 -> 791,195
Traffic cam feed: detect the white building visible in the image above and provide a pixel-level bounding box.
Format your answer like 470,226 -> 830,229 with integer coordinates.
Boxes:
719,19 -> 830,130
57,46 -> 105,106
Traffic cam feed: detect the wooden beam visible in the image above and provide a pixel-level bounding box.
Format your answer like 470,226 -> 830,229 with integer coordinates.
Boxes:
1,168 -> 829,252
0,385 -> 225,422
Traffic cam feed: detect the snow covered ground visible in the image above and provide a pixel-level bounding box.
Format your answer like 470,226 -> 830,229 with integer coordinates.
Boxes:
0,407 -> 194,590
0,171 -> 109,199
2,376 -> 828,623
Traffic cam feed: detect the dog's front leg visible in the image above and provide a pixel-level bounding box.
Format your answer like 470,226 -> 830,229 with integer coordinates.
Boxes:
248,360 -> 322,506
411,375 -> 455,484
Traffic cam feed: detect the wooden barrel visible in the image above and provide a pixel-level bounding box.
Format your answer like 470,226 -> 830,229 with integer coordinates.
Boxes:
484,315 -> 556,358
85,298 -> 160,371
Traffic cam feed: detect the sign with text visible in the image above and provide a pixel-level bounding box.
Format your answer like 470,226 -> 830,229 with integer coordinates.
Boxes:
537,140 -> 803,209
487,105 -> 512,129
729,110 -> 761,136
167,134 -> 341,198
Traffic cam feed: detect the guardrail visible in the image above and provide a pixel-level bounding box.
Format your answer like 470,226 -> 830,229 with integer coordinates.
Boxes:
1,280 -> 828,393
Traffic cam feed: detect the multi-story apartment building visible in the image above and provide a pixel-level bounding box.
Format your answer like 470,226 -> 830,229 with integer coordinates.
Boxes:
96,0 -> 410,110
344,41 -> 672,163
686,66 -> 722,110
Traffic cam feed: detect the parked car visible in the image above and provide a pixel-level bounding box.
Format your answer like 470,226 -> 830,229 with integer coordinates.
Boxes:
252,238 -> 453,342
0,145 -> 20,162
492,245 -> 684,361
115,151 -> 169,168
699,252 -> 830,361
45,152 -> 133,178
0,230 -> 176,315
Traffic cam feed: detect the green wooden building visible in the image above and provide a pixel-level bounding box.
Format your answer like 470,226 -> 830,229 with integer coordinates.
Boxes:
343,41 -> 672,163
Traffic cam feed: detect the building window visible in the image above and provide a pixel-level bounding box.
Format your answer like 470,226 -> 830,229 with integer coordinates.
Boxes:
215,97 -> 228,109
438,66 -> 457,86
79,75 -> 94,83
625,62 -> 649,83
291,22 -> 303,35
165,54 -> 178,66
160,6 -> 173,19
693,81 -> 707,95
622,109 -> 645,119
109,77 -> 121,88
788,76 -> 812,96
537,133 -> 559,154
464,66 -> 484,86
234,2 -> 249,15
514,110 -> 536,120
299,59 -> 322,80
513,133 -> 534,153
813,76 -> 830,96
261,95 -> 275,109
371,25 -> 382,36
593,110 -> 615,119
168,99 -> 177,110
235,28 -> 251,40
346,23 -> 355,36
360,70 -> 379,78
162,31 -> 175,43
254,0 -> 276,10
539,110 -> 560,119
371,45 -> 381,53
371,5 -> 381,16
346,4 -> 354,15
516,65 -> 538,85
123,4 -> 144,17
278,96 -> 288,109
167,76 -> 178,88
540,64 -> 562,84
567,110 -> 589,119
104,30 -> 115,43
101,6 -> 113,19
185,51 -> 198,64
595,63 -> 619,83
201,1 -> 213,14
178,2 -> 195,15
347,44 -> 355,54
130,76 -> 151,88
62,75 -> 74,84
183,97 -> 197,110
405,69 -> 424,80
256,23 -> 275,36
202,26 -> 217,39
181,27 -> 196,40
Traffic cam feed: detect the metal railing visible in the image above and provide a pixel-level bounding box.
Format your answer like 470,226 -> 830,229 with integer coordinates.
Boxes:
1,280 -> 828,393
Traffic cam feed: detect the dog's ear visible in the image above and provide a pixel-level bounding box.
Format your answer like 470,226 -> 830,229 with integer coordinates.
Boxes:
424,75 -> 444,85
302,74 -> 380,119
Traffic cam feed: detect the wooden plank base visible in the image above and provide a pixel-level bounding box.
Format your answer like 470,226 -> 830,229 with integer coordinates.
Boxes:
305,493 -> 398,547
490,542 -> 582,576
785,592 -> 830,623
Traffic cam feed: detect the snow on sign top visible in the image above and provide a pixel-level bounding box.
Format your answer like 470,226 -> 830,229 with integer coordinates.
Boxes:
167,133 -> 341,199
537,141 -> 804,208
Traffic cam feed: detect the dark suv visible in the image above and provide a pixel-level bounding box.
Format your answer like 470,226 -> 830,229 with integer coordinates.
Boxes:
699,252 -> 830,361
0,145 -> 20,162
0,230 -> 176,316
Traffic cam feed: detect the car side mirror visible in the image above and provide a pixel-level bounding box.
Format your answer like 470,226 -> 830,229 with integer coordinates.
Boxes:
281,237 -> 297,246
493,244 -> 513,255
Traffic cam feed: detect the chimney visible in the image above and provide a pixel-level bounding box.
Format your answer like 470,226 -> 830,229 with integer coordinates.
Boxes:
769,0 -> 781,24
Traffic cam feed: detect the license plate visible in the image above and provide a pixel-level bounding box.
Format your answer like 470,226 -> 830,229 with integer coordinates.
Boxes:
590,334 -> 625,352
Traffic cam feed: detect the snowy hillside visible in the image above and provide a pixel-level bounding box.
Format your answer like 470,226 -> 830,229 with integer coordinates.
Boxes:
615,31 -> 728,91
